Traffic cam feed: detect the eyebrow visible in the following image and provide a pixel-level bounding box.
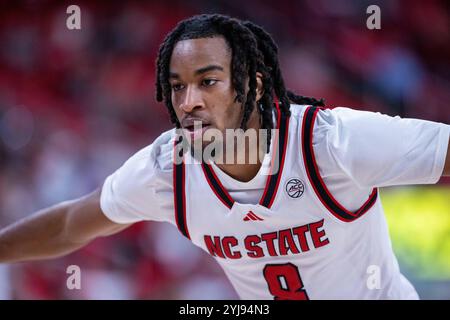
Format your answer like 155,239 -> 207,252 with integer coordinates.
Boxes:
169,65 -> 224,79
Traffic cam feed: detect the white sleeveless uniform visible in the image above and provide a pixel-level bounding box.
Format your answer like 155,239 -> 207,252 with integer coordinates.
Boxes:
100,104 -> 449,300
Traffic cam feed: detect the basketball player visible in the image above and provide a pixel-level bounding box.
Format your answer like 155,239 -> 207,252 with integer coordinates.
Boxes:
0,14 -> 449,299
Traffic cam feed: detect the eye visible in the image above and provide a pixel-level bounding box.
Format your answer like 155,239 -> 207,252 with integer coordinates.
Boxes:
202,79 -> 218,87
171,83 -> 184,92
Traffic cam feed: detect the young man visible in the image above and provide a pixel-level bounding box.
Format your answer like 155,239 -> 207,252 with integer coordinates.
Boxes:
0,14 -> 449,299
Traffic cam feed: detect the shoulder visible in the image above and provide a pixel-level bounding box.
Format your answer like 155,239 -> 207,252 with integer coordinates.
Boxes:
289,105 -> 398,143
309,106 -> 398,160
286,104 -> 361,125
288,104 -> 383,127
126,128 -> 175,172
100,128 -> 177,223
108,128 -> 176,195
314,106 -> 390,129
287,103 -> 309,119
149,128 -> 177,172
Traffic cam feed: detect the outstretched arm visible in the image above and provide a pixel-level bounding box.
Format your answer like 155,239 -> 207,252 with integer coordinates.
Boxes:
0,188 -> 131,264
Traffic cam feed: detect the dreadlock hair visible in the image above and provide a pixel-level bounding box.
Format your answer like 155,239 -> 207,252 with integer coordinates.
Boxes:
155,14 -> 325,151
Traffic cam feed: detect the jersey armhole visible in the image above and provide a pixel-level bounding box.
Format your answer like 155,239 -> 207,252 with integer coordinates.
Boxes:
301,106 -> 378,223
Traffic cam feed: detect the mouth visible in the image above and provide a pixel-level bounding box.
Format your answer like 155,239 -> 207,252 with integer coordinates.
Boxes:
184,123 -> 211,132
181,121 -> 212,141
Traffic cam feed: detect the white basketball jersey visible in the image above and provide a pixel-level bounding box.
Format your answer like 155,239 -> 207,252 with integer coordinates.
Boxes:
103,103 -> 449,299
172,105 -> 419,300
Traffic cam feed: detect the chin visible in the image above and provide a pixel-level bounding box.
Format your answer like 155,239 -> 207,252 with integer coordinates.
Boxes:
185,137 -> 224,163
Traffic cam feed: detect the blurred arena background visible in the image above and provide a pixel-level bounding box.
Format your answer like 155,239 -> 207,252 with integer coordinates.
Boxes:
0,0 -> 449,299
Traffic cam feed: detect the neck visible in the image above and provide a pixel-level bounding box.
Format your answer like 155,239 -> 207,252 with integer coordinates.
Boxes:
216,162 -> 263,183
215,108 -> 265,182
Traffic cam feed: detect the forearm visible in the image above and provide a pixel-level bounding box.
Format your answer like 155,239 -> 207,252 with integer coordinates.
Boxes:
0,201 -> 88,264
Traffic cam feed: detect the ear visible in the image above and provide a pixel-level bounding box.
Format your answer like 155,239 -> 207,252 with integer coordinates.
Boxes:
256,72 -> 264,102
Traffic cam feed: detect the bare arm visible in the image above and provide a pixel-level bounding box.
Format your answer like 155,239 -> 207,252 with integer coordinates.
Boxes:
444,140 -> 450,176
0,188 -> 131,264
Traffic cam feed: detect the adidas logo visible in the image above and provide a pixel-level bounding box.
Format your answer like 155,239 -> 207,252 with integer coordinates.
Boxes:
243,211 -> 264,221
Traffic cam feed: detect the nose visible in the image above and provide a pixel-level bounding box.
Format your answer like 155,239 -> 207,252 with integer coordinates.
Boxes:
179,85 -> 205,113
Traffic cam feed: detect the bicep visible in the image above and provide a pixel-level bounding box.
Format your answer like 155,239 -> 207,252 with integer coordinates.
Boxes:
64,189 -> 132,245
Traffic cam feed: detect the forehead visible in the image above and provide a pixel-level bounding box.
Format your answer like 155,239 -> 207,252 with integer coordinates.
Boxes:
170,37 -> 231,72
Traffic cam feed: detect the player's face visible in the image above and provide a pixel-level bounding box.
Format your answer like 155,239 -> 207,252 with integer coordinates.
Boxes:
169,36 -> 252,148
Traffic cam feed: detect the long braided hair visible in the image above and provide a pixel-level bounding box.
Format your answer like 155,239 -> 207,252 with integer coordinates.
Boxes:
155,14 -> 324,150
